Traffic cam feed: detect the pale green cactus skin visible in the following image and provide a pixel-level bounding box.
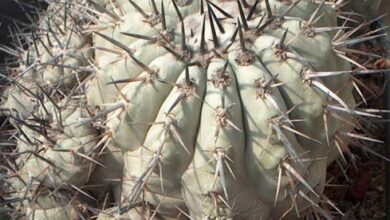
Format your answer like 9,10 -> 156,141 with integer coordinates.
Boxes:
25,193 -> 79,220
1,0 -> 384,219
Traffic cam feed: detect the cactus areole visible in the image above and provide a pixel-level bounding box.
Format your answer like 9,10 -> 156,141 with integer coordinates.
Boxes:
1,0 -> 388,219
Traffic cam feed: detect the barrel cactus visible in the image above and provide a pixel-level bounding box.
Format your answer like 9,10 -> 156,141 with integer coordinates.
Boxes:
1,0 -> 388,219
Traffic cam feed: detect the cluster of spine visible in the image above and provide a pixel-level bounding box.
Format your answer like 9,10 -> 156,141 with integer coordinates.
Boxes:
0,0 -> 389,219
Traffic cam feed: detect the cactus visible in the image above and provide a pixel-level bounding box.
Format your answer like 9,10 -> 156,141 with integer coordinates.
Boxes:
1,0 -> 389,219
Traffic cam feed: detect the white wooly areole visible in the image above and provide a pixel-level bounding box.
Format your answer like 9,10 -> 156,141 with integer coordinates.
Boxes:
1,0 -> 389,219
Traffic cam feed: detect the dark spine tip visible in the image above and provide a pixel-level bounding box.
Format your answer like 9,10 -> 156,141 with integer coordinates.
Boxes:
181,21 -> 186,50
247,0 -> 260,20
207,4 -> 219,48
256,16 -> 275,34
207,1 -> 225,34
223,28 -> 238,53
207,0 -> 234,19
185,65 -> 191,86
161,1 -> 167,30
200,0 -> 204,14
264,0 -> 273,19
237,0 -> 249,31
150,0 -> 159,15
172,0 -> 183,22
237,19 -> 246,51
278,28 -> 289,48
200,14 -> 207,53
241,0 -> 251,8
128,0 -> 149,19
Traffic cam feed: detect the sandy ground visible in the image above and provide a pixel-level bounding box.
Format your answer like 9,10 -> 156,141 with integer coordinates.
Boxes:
377,1 -> 390,34
377,0 -> 390,23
